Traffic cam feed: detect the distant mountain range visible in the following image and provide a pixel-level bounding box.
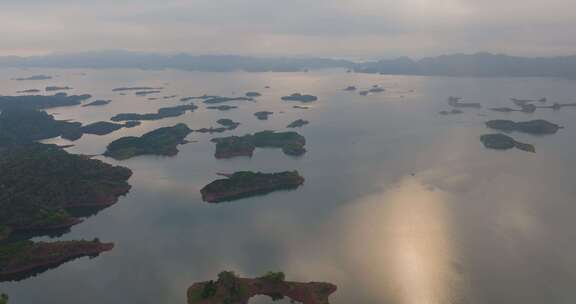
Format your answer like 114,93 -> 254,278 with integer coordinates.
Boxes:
3,50 -> 576,77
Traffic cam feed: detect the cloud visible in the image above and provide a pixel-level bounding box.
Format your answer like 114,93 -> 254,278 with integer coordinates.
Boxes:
1,0 -> 576,57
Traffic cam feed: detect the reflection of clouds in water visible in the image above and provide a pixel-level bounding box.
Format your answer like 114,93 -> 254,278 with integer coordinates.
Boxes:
340,177 -> 462,304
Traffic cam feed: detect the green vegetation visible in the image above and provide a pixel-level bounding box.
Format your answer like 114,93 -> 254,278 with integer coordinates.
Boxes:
0,93 -> 91,110
287,119 -> 309,128
259,271 -> 286,283
211,131 -> 306,158
485,119 -> 561,134
281,93 -> 318,102
104,123 -> 192,160
0,108 -> 83,143
111,104 -> 197,121
0,143 -> 132,239
0,239 -> 113,281
480,134 -> 535,153
0,293 -> 7,304
201,171 -> 305,202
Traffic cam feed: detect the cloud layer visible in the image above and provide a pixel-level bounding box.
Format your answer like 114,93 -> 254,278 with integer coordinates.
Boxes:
2,0 -> 576,57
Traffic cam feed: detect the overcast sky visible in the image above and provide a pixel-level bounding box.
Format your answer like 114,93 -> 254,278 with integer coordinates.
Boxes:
2,0 -> 576,58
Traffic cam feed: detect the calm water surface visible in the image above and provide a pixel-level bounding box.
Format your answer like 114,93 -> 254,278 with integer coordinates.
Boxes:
2,68 -> 576,304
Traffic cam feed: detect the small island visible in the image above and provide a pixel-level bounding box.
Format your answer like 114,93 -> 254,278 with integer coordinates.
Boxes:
287,119 -> 309,128
46,86 -> 72,92
104,123 -> 192,160
82,99 -> 112,107
111,104 -> 198,121
245,92 -> 262,97
281,93 -> 318,103
211,131 -> 306,158
448,96 -> 482,108
480,134 -> 535,153
187,271 -> 336,304
81,121 -> 129,135
16,89 -> 41,94
0,239 -> 113,282
112,86 -> 163,92
203,97 -> 253,104
343,86 -> 357,91
254,111 -> 273,120
293,105 -> 310,109
200,171 -> 305,202
135,90 -> 162,96
13,75 -> 52,81
485,119 -> 561,134
439,109 -> 463,115
206,105 -> 238,111
216,119 -> 240,129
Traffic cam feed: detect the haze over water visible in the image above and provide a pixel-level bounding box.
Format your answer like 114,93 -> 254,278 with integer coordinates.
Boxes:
2,68 -> 576,304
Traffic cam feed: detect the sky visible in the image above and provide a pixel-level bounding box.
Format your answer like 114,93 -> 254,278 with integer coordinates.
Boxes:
2,0 -> 576,58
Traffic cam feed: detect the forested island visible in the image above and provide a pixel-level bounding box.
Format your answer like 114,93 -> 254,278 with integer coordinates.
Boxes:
480,134 -> 535,152
254,111 -> 273,120
0,143 -> 132,240
281,93 -> 318,103
287,119 -> 309,128
82,99 -> 111,107
485,119 -> 561,134
201,171 -> 304,202
0,239 -> 113,282
211,131 -> 306,158
111,104 -> 197,121
104,123 -> 192,160
187,271 -> 336,304
0,93 -> 91,110
0,108 -> 83,142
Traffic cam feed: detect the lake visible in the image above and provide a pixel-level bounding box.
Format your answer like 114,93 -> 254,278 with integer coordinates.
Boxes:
2,68 -> 576,304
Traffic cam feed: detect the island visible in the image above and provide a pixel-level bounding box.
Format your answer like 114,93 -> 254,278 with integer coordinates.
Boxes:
281,93 -> 318,103
45,86 -> 72,92
0,93 -> 92,110
13,75 -> 52,81
369,85 -> 385,93
111,104 -> 198,121
187,271 -> 336,304
485,119 -> 561,134
448,96 -> 482,108
82,99 -> 112,107
293,105 -> 310,109
206,105 -> 238,111
343,86 -> 357,91
211,131 -> 306,158
180,95 -> 220,102
200,171 -> 305,202
254,111 -> 273,120
480,134 -> 535,153
287,119 -> 309,128
0,142 -> 132,240
216,119 -> 240,129
0,239 -> 113,282
438,109 -> 463,115
245,92 -> 262,97
135,90 -> 162,96
112,86 -> 163,92
16,89 -> 41,94
104,123 -> 192,160
81,121 -> 128,136
0,108 -> 83,142
203,97 -> 253,104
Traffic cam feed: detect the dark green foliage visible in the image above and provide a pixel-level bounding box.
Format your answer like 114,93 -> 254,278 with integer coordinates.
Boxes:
211,131 -> 306,158
0,93 -> 91,110
104,123 -> 192,160
201,171 -> 304,202
260,271 -> 286,283
281,93 -> 318,102
201,280 -> 217,298
0,143 -> 132,237
110,104 -> 197,121
0,108 -> 83,143
480,133 -> 535,153
485,119 -> 560,134
0,293 -> 7,304
81,121 -> 124,135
